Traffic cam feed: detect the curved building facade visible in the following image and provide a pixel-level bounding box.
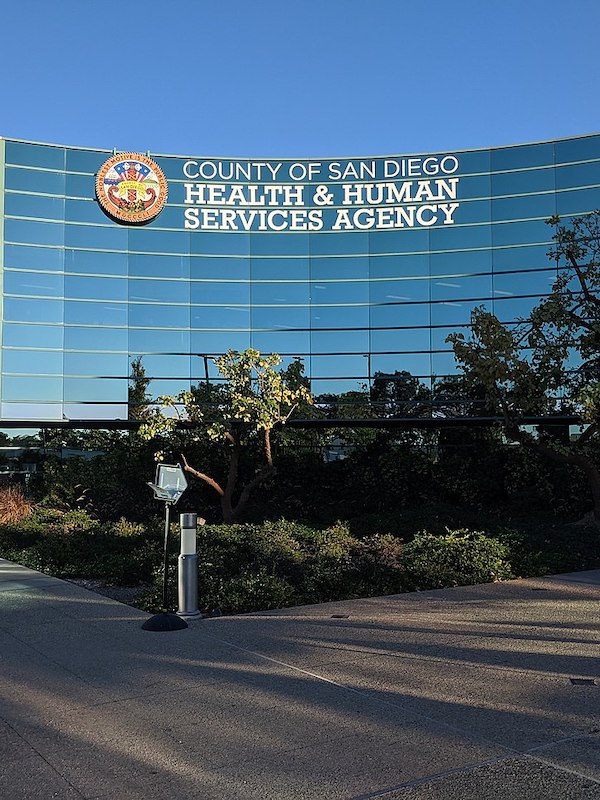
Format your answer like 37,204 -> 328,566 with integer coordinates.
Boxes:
1,134 -> 599,422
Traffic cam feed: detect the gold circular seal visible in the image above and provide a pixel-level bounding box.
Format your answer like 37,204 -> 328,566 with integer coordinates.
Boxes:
96,152 -> 167,224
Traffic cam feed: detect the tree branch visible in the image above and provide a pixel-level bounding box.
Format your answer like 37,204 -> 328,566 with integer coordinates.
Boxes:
576,421 -> 598,447
567,251 -> 600,309
180,453 -> 225,497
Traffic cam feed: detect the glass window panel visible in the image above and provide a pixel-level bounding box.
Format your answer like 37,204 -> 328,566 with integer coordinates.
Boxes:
66,400 -> 129,418
129,328 -> 190,354
310,305 -> 370,330
492,219 -> 551,247
431,351 -> 460,375
430,325 -> 470,349
451,199 -> 490,225
130,279 -> 189,304
369,229 -> 428,255
2,376 -> 63,402
5,193 -> 65,220
135,355 -> 191,379
65,199 -> 108,225
152,156 -> 182,181
310,378 -> 368,395
251,330 -> 310,353
4,297 -> 63,324
3,350 -> 63,375
4,244 -> 64,272
191,306 -> 250,329
431,274 -> 492,301
457,175 -> 491,202
370,328 -> 430,352
493,270 -> 555,297
252,306 -> 309,329
250,258 -> 308,280
1,402 -> 63,420
310,256 -> 368,280
555,135 -> 600,164
492,244 -> 552,272
311,281 -> 368,304
370,278 -> 430,304
143,206 -> 181,228
65,224 -> 127,251
189,256 -> 249,281
491,143 -> 554,171
311,329 -> 369,354
370,253 -> 429,279
64,378 -> 126,402
430,299 -> 491,326
190,330 -> 250,354
129,253 -> 190,279
251,234 -> 309,256
5,167 -> 66,195
186,355 -> 218,384
191,232 -> 250,256
493,296 -> 541,322
65,248 -> 128,275
429,248 -> 491,276
4,271 -> 64,297
65,326 -> 128,351
128,303 -> 188,328
191,281 -> 250,305
430,224 -> 491,251
456,174 -> 491,199
65,173 -> 94,198
5,142 -> 65,170
5,219 -> 64,247
491,168 -> 555,195
371,353 -> 431,377
252,282 -> 308,305
65,275 -> 127,301
454,149 -> 490,176
148,379 -> 191,398
310,355 -> 368,379
63,353 -> 129,376
557,188 -> 600,216
3,323 -> 64,349
65,149 -> 107,174
311,232 -> 368,256
492,193 -> 556,222
128,228 -> 189,255
65,301 -> 127,327
370,303 -> 430,328
555,162 -> 600,190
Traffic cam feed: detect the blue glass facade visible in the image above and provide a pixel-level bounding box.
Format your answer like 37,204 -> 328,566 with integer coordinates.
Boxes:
1,134 -> 600,421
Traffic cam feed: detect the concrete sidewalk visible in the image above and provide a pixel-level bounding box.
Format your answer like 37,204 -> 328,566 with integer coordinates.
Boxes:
0,559 -> 598,799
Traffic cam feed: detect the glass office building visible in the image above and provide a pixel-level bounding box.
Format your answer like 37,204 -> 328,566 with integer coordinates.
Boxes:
1,134 -> 599,422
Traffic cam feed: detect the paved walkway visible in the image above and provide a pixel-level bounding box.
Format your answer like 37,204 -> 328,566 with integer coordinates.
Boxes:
0,559 -> 598,799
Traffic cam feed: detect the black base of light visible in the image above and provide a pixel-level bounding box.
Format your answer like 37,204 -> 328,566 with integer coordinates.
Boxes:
142,612 -> 189,631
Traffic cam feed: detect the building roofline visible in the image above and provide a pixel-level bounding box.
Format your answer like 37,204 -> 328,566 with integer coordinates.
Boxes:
1,132 -> 600,162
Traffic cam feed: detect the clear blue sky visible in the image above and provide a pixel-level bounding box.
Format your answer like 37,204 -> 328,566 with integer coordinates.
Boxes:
1,0 -> 600,158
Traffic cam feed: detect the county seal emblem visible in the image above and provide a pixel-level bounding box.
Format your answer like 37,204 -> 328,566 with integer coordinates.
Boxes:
96,152 -> 167,224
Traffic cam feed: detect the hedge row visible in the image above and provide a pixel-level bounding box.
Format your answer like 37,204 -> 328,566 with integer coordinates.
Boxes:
0,510 -> 522,614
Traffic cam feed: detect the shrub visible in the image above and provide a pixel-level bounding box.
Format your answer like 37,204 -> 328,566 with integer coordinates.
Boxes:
0,485 -> 33,524
404,529 -> 514,590
349,534 -> 406,597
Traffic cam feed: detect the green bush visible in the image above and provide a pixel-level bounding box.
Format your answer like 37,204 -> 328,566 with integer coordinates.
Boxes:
5,508 -> 596,616
0,513 -> 161,585
404,529 -> 514,590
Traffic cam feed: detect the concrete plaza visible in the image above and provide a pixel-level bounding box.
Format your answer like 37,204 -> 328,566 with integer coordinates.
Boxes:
0,559 -> 598,799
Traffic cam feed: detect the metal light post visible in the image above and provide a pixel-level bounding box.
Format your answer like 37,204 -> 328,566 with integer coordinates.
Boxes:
143,464 -> 189,632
